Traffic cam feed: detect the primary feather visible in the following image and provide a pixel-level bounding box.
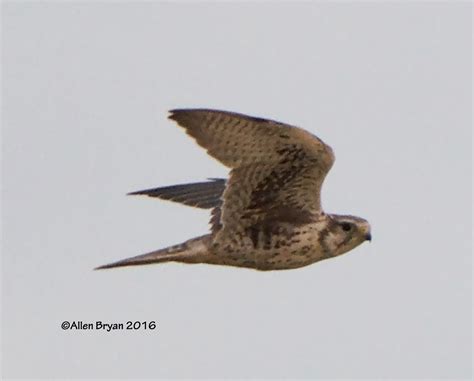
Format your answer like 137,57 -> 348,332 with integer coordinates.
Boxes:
128,178 -> 225,209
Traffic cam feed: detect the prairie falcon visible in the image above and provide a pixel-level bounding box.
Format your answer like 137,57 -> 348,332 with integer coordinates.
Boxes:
97,109 -> 371,271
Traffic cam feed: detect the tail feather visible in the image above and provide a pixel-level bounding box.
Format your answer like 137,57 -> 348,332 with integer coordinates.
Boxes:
95,235 -> 211,270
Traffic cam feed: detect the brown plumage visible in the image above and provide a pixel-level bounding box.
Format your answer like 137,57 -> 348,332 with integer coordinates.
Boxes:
96,109 -> 371,271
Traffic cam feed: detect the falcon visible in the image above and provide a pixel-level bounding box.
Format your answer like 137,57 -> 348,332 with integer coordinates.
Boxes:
96,109 -> 371,271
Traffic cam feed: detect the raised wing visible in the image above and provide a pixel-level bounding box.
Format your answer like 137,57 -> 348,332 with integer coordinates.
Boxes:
128,178 -> 225,209
169,109 -> 335,237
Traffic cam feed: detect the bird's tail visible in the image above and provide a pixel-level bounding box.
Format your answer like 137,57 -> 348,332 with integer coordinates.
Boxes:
95,235 -> 212,270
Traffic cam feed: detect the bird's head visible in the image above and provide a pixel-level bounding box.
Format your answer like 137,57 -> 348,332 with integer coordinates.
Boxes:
322,214 -> 371,257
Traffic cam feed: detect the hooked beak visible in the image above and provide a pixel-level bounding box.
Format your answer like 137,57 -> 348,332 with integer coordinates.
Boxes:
365,233 -> 372,242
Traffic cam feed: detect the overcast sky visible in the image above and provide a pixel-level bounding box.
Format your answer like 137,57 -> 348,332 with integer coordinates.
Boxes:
2,2 -> 471,379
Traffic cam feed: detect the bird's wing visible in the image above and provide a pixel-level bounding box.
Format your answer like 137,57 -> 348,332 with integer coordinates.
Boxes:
169,109 -> 335,236
128,178 -> 225,209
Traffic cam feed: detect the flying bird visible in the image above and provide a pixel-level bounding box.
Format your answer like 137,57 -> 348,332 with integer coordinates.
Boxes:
96,109 -> 371,271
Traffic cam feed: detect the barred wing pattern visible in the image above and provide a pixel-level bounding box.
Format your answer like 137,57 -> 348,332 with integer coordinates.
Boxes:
169,109 -> 335,236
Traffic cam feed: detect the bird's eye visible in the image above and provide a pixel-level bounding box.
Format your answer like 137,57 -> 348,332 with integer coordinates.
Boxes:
341,222 -> 352,231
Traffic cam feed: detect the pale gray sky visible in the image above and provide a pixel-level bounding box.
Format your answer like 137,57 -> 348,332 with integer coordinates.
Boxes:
2,2 -> 471,379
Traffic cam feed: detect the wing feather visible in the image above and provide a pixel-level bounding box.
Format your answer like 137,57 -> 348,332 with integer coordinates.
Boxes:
168,109 -> 335,238
128,178 -> 225,209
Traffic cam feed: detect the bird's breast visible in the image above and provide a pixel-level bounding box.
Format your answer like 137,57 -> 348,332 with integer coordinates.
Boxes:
212,222 -> 330,270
